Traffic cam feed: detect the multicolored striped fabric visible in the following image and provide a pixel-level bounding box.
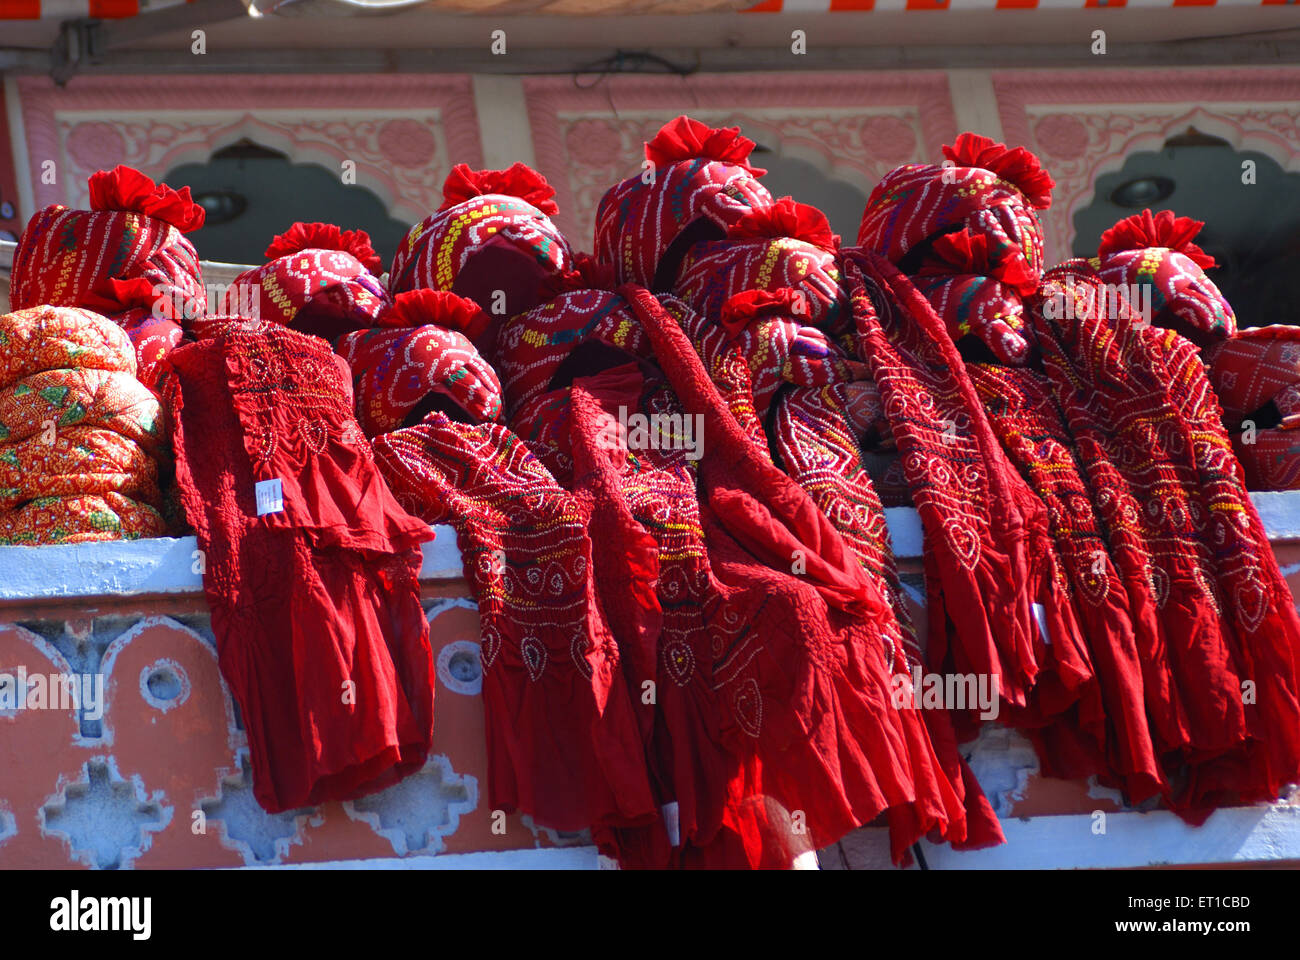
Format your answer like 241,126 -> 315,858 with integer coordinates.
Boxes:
594,117 -> 773,290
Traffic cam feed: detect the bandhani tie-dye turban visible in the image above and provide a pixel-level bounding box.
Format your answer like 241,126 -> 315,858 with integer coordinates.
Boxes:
672,197 -> 847,331
495,284 -> 655,418
388,163 -> 572,333
0,305 -> 166,545
1086,209 -> 1236,342
0,305 -> 136,388
913,229 -> 1038,365
858,134 -> 1054,364
0,426 -> 160,511
1205,325 -> 1300,490
10,165 -> 206,325
0,493 -> 165,546
0,367 -> 164,454
696,289 -> 861,417
210,222 -> 390,343
594,116 -> 774,290
337,290 -> 504,436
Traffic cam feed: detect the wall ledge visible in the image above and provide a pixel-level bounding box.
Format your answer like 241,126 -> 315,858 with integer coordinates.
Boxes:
3,490 -> 1299,604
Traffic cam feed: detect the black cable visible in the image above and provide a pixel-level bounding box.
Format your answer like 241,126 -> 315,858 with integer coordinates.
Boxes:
912,842 -> 930,871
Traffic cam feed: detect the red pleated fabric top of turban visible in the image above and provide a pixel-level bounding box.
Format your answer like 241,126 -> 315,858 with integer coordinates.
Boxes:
387,162 -> 573,335
207,222 -> 390,343
593,116 -> 774,290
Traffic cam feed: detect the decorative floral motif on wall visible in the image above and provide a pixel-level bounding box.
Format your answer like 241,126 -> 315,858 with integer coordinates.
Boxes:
524,73 -> 959,243
994,69 -> 1300,262
16,76 -> 484,228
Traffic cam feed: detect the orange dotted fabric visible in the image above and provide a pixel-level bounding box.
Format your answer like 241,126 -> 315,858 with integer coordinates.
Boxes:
0,492 -> 165,546
0,305 -> 136,390
0,367 -> 164,452
0,426 -> 160,512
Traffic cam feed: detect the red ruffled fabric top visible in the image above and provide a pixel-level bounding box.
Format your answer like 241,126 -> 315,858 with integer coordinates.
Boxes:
1097,209 -> 1216,269
645,116 -> 768,176
719,288 -> 807,336
264,222 -> 383,274
88,165 -> 206,233
942,133 -> 1055,211
921,227 -> 1038,294
378,289 -> 490,342
727,198 -> 839,251
438,162 -> 560,216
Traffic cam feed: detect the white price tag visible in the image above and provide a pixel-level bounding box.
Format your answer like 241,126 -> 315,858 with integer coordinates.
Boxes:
661,801 -> 681,848
255,478 -> 284,516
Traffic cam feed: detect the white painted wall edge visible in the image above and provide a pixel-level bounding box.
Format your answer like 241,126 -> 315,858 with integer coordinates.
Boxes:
0,525 -> 464,602
837,803 -> 1300,870
234,844 -> 601,870
4,491 -> 1299,603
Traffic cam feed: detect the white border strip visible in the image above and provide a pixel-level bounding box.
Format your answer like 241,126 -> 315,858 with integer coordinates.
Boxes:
0,528 -> 464,602
839,803 -> 1300,869
4,491 -> 1300,603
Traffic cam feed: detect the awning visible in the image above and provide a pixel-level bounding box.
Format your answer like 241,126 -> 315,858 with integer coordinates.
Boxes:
0,0 -> 192,18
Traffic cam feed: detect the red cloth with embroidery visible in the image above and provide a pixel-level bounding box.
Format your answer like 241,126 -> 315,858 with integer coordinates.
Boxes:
617,285 -> 980,866
840,250 -> 1054,732
164,325 -> 436,814
673,289 -> 1001,849
372,418 -> 657,835
1028,266 -> 1300,817
965,360 -> 1166,802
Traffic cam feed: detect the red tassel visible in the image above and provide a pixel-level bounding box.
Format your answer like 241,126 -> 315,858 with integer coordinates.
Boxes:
941,133 -> 1055,211
719,288 -> 803,336
439,162 -> 559,216
921,228 -> 1037,293
380,289 -> 490,341
727,197 -> 838,251
1097,209 -> 1216,269
644,116 -> 767,176
264,222 -> 382,274
87,165 -> 206,233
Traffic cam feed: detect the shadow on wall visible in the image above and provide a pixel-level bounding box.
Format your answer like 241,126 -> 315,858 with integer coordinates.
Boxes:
1074,130 -> 1300,331
163,140 -> 411,268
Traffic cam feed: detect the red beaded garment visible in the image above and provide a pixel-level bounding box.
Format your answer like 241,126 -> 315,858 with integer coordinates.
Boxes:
165,325 -> 435,813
